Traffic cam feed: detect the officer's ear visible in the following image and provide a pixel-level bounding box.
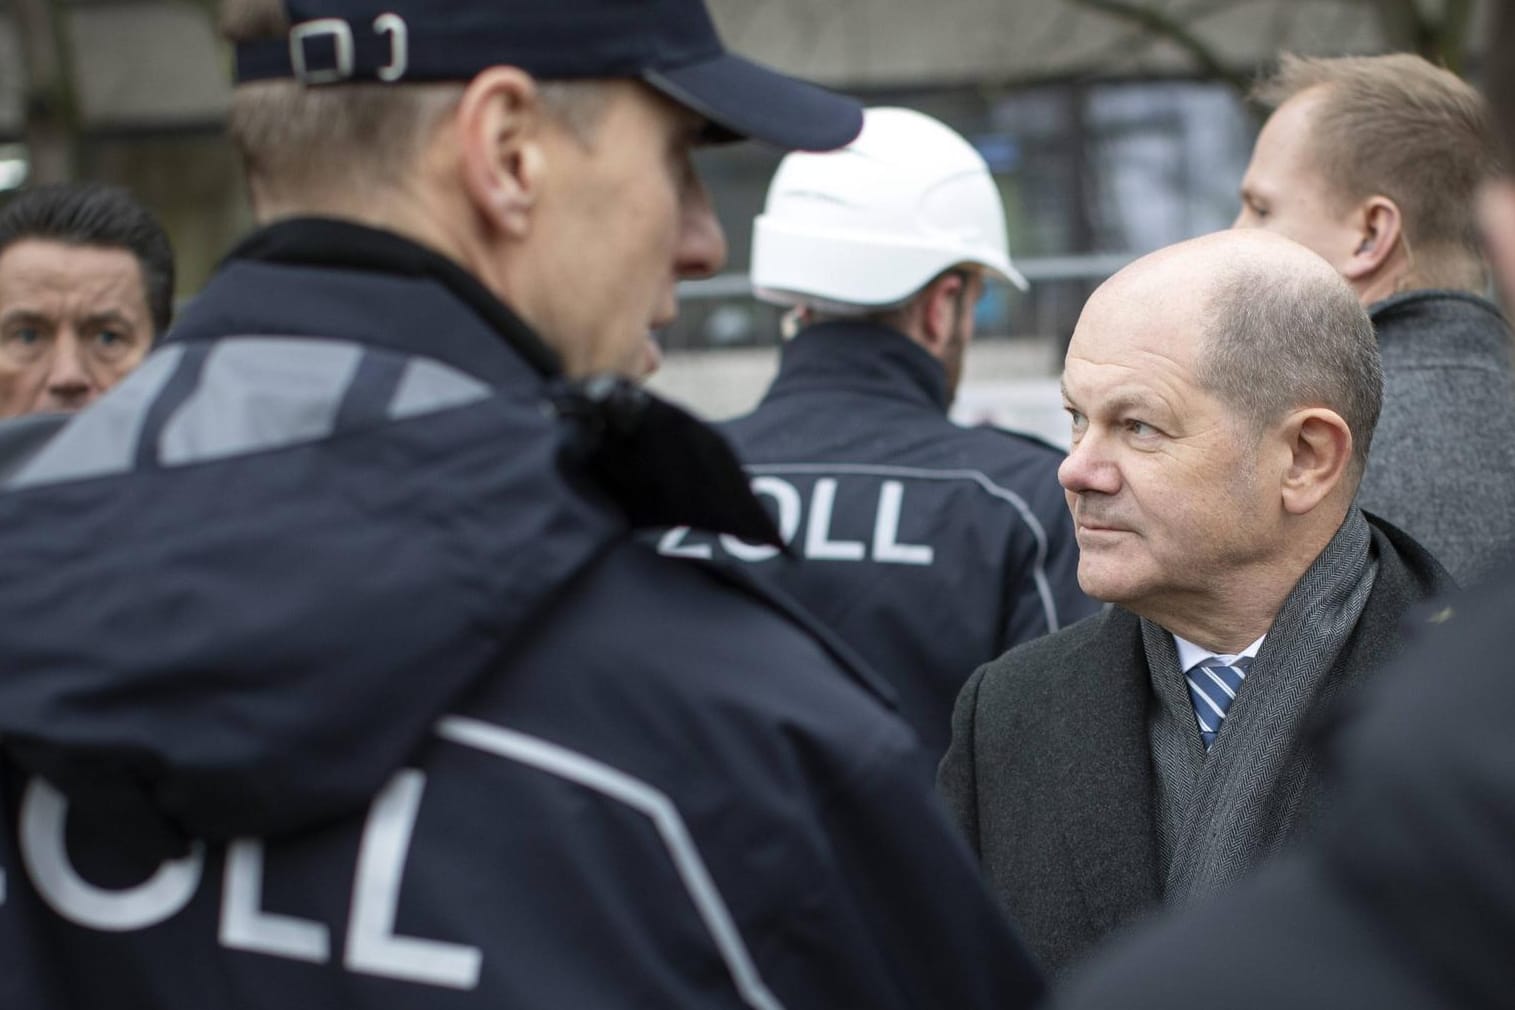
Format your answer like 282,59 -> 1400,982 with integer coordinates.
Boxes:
1479,179 -> 1515,302
917,271 -> 968,353
457,66 -> 547,240
1340,195 -> 1403,284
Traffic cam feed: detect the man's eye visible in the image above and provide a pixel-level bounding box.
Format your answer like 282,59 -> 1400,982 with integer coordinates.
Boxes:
1124,418 -> 1155,436
1,327 -> 47,363
93,328 -> 139,357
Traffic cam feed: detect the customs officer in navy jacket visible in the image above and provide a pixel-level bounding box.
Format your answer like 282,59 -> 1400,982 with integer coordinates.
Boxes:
0,3 -> 1042,1008
663,109 -> 1095,761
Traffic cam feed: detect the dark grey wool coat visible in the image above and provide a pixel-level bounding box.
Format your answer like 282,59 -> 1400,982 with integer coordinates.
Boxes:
938,515 -> 1452,977
1358,290 -> 1515,584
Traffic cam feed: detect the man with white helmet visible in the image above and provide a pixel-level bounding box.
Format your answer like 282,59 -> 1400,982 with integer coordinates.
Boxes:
665,107 -> 1095,762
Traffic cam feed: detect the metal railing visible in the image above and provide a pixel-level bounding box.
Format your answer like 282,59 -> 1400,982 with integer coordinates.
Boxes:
665,252 -> 1137,353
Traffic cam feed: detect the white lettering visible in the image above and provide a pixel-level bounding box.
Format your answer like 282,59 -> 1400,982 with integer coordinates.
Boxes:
721,475 -> 803,562
804,478 -> 866,561
221,839 -> 330,963
752,475 -> 803,544
345,770 -> 481,990
718,534 -> 779,563
657,526 -> 712,560
871,481 -> 934,566
21,778 -> 203,931
12,771 -> 482,990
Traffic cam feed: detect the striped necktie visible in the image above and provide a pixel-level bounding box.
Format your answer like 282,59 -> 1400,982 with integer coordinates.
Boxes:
1186,656 -> 1253,750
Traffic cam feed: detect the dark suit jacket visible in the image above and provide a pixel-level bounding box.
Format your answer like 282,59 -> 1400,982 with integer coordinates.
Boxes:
938,517 -> 1452,976
1052,562 -> 1515,1010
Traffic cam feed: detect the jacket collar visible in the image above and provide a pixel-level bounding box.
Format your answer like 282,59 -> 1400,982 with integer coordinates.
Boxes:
1367,288 -> 1505,330
168,217 -> 561,386
763,320 -> 951,412
168,216 -> 788,550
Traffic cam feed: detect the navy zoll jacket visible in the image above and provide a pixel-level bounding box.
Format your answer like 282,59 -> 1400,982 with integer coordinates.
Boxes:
663,322 -> 1097,760
0,221 -> 1041,1009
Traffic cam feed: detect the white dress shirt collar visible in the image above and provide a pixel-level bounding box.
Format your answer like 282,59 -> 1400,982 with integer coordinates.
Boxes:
1172,632 -> 1266,672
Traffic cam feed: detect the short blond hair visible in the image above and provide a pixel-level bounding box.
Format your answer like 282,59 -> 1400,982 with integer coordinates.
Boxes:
220,0 -> 609,205
1252,53 -> 1499,261
222,0 -> 460,203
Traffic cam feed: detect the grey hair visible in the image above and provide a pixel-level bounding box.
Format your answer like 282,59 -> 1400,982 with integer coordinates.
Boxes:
1198,261 -> 1382,479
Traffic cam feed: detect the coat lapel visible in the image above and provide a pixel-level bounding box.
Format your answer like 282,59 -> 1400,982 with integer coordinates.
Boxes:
1046,609 -> 1162,932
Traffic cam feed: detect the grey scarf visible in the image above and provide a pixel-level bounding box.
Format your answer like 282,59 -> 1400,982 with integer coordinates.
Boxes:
1144,506 -> 1378,903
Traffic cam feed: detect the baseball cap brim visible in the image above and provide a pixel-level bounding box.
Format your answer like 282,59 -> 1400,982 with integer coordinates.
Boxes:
643,53 -> 863,152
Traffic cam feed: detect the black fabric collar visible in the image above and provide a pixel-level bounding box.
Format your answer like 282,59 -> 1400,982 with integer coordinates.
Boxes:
764,321 -> 951,413
172,217 -> 561,380
169,217 -> 784,548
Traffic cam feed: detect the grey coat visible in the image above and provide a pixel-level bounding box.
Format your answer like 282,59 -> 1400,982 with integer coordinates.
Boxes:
1359,291 -> 1515,584
937,517 -> 1452,976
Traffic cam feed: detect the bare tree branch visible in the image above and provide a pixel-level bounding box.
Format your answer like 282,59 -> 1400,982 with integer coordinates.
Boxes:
1436,0 -> 1476,74
1068,0 -> 1477,93
1063,0 -> 1255,94
1356,0 -> 1473,68
11,0 -> 80,183
1362,0 -> 1421,51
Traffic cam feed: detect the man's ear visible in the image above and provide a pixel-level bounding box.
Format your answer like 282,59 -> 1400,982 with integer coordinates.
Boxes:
1479,179 -> 1515,302
1277,407 -> 1354,515
1341,195 -> 1403,283
456,66 -> 546,240
918,271 -> 967,353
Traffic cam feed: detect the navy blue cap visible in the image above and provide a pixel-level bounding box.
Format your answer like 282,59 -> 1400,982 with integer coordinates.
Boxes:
234,0 -> 863,151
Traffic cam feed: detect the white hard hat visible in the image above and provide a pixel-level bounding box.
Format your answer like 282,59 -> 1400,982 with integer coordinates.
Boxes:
751,106 -> 1027,311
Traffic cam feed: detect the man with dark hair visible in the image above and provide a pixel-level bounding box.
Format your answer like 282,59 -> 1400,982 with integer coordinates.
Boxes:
1235,52 -> 1515,583
1050,15 -> 1515,1007
0,182 -> 174,416
0,1 -> 1042,1008
940,228 -> 1453,976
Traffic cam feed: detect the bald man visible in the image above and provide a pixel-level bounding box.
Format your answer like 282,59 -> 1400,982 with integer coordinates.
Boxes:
939,230 -> 1453,976
1039,15 -> 1515,1010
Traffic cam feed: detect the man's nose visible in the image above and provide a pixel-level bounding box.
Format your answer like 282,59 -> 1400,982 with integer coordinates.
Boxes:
1058,433 -> 1120,496
677,175 -> 728,280
43,334 -> 94,406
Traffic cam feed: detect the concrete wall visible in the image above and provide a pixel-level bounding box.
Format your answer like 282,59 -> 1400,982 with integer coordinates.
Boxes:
0,1 -> 229,134
706,0 -> 1485,89
0,0 -> 1491,312
1,1 -> 1489,137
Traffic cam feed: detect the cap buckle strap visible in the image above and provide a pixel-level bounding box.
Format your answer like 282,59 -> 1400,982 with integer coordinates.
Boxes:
289,18 -> 355,85
373,14 -> 409,82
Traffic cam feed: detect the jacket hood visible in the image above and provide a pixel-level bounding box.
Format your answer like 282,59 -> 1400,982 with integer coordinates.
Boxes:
0,220 -> 776,857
